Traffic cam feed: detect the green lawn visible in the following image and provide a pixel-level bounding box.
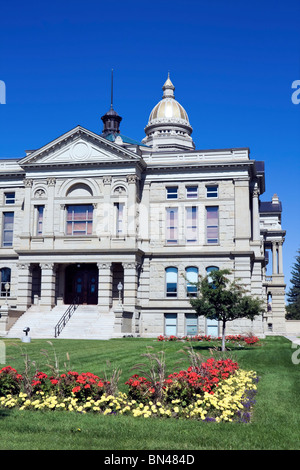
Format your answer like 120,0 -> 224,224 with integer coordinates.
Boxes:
0,336 -> 299,450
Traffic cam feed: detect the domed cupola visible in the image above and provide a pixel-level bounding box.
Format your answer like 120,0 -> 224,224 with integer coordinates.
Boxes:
142,74 -> 195,151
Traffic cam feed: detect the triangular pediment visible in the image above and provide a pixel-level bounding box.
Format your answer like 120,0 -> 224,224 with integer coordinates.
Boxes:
19,126 -> 144,167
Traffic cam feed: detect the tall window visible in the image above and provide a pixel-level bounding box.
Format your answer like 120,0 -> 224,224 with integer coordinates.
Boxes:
166,208 -> 178,244
36,206 -> 44,235
206,206 -> 219,244
2,212 -> 14,247
185,266 -> 198,296
66,205 -> 93,236
186,206 -> 197,243
0,267 -> 11,297
114,202 -> 124,235
165,267 -> 178,297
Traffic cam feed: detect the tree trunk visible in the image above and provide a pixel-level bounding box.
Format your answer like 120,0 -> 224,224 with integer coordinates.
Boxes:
221,319 -> 226,351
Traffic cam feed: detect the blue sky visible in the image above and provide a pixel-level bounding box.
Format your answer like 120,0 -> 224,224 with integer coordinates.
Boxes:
0,0 -> 299,295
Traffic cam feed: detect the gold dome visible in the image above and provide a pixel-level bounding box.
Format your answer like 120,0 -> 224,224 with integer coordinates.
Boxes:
146,74 -> 191,127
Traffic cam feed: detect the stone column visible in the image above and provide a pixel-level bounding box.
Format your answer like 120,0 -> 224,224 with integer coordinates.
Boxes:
252,183 -> 260,241
97,262 -> 113,313
278,241 -> 283,274
39,263 -> 56,309
126,175 -> 138,239
44,177 -> 56,235
17,263 -> 32,311
272,242 -> 278,275
234,179 -> 251,249
122,262 -> 139,311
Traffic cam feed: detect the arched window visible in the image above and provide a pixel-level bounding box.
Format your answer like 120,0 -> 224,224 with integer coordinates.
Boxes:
165,267 -> 178,297
185,266 -> 198,296
0,267 -> 11,297
206,266 -> 219,285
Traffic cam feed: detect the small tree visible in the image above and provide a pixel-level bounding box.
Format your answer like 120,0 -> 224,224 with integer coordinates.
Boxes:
286,249 -> 300,320
189,269 -> 264,351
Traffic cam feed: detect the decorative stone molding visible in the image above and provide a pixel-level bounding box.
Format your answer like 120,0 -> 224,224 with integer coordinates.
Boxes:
17,263 -> 31,271
103,176 -> 112,185
114,186 -> 126,194
97,262 -> 112,270
47,177 -> 56,186
34,188 -> 46,198
126,175 -> 138,184
39,263 -> 55,270
24,178 -> 33,188
123,262 -> 141,271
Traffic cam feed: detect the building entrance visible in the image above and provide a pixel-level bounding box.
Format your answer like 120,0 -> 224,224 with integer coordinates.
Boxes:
65,264 -> 98,305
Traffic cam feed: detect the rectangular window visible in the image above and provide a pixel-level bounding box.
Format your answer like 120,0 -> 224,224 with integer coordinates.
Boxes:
5,192 -> 15,205
66,205 -> 93,236
206,206 -> 219,244
115,202 -> 124,235
2,212 -> 14,247
165,313 -> 177,336
166,208 -> 178,244
206,185 -> 218,198
186,314 -> 198,336
36,206 -> 44,235
186,206 -> 197,243
166,186 -> 178,199
186,186 -> 198,198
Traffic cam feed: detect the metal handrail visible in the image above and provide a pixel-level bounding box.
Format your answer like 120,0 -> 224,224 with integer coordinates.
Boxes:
54,297 -> 79,338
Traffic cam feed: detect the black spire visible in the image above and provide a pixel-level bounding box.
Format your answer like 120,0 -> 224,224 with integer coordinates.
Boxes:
101,69 -> 122,136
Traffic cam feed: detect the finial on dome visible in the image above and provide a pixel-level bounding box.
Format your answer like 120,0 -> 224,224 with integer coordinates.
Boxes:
162,73 -> 175,98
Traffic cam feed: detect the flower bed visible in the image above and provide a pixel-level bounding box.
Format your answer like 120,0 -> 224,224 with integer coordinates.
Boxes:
0,356 -> 259,423
157,334 -> 260,345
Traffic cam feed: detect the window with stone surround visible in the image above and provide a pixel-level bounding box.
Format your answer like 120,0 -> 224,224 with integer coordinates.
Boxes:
206,185 -> 218,198
166,186 -> 178,199
66,205 -> 93,236
36,206 -> 44,235
185,206 -> 198,243
4,192 -> 15,205
2,212 -> 14,247
0,267 -> 11,297
185,266 -> 198,296
114,202 -> 125,235
165,267 -> 178,297
165,313 -> 177,336
186,186 -> 198,199
206,206 -> 219,244
166,207 -> 178,244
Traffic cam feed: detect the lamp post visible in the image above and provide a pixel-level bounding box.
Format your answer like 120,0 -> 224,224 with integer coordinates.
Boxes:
4,282 -> 10,305
117,282 -> 123,307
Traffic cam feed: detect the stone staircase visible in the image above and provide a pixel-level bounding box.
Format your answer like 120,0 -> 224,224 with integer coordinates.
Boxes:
6,304 -> 116,340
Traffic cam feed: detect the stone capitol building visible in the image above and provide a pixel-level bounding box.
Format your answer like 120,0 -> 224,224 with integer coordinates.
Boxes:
0,75 -> 286,339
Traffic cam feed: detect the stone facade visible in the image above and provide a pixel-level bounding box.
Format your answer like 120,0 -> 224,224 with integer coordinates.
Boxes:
0,76 -> 286,338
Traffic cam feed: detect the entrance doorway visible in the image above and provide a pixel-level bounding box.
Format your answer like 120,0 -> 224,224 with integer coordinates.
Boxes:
65,264 -> 98,305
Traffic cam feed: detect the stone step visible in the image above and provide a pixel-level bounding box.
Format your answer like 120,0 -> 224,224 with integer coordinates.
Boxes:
6,304 -> 116,340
